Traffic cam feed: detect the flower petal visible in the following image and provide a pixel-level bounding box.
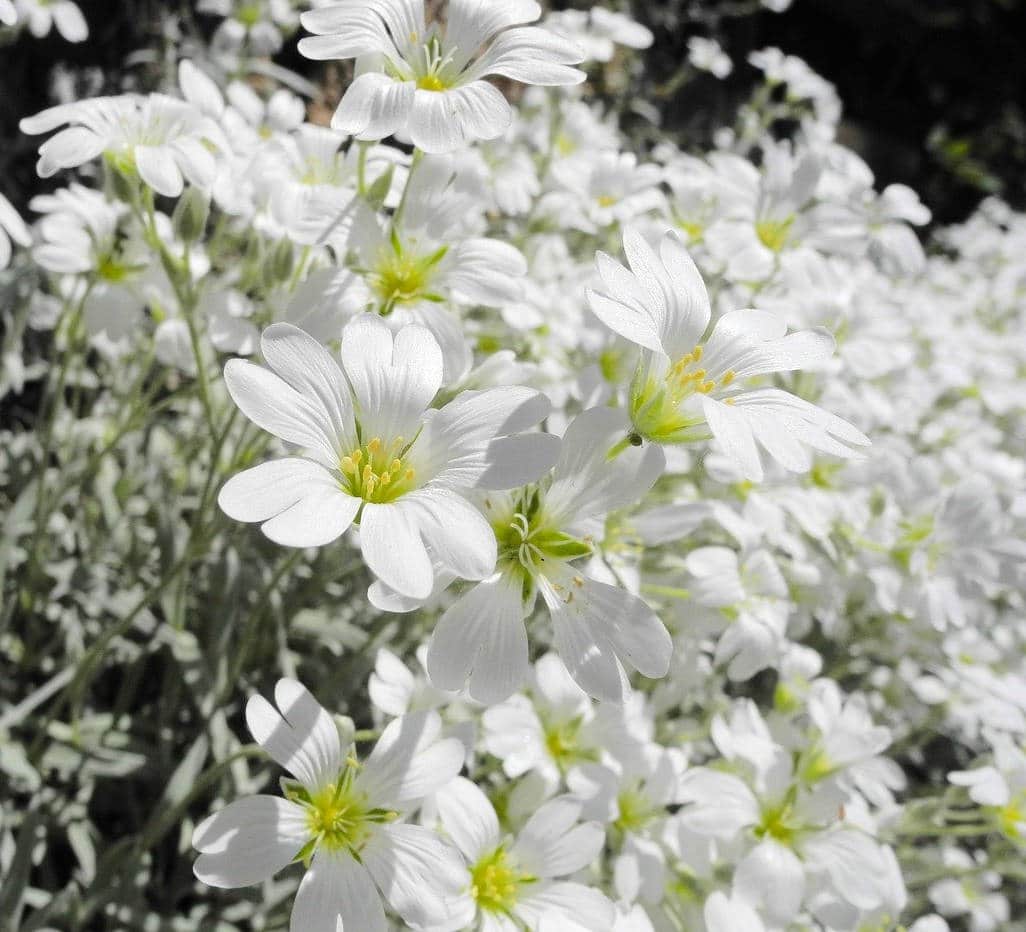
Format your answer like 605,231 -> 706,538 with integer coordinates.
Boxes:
362,823 -> 472,929
223,358 -> 342,467
427,572 -> 528,704
135,144 -> 184,197
340,314 -> 442,442
245,678 -> 343,791
192,795 -> 308,888
358,710 -> 465,808
434,775 -> 502,863
360,500 -> 434,600
291,849 -> 387,932
219,458 -> 360,548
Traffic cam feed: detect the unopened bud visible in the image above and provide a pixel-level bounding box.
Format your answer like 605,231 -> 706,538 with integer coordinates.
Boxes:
172,187 -> 210,244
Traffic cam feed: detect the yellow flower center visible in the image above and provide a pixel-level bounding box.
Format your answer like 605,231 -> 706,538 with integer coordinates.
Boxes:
993,792 -> 1025,841
677,219 -> 705,243
755,216 -> 795,253
629,344 -> 737,444
97,256 -> 129,283
596,194 -> 617,208
340,436 -> 416,503
471,847 -> 534,914
417,73 -> 448,92
374,254 -> 429,306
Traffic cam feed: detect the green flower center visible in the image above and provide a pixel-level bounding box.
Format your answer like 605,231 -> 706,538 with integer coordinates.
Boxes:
284,764 -> 398,860
236,3 -> 263,27
491,490 -> 593,602
754,798 -> 800,844
541,715 -> 598,772
614,786 -> 658,833
370,239 -> 448,315
306,786 -> 373,852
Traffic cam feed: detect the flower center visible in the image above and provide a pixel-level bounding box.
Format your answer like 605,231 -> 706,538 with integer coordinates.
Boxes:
408,34 -> 459,92
755,216 -> 795,253
284,762 -> 399,861
340,436 -> 416,503
629,345 -> 737,444
614,786 -> 658,833
416,73 -> 448,92
541,715 -> 598,772
97,256 -> 130,283
666,345 -> 735,402
470,847 -> 534,914
237,3 -> 263,27
596,194 -> 617,208
305,785 -> 373,853
369,241 -> 447,314
754,798 -> 800,845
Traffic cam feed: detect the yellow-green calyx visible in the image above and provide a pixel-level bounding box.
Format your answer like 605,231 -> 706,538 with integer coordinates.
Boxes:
339,435 -> 417,504
285,763 -> 398,862
629,344 -> 736,444
370,232 -> 448,314
470,847 -> 536,914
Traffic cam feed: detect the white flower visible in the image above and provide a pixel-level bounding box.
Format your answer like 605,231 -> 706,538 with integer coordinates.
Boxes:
0,192 -> 31,270
218,316 -> 558,599
683,545 -> 789,681
434,776 -> 614,930
0,0 -> 15,25
13,0 -> 87,41
426,406 -> 671,703
676,704 -> 903,924
569,749 -> 686,905
687,37 -> 732,79
298,0 -> 585,153
703,891 -> 765,932
193,678 -> 469,931
543,151 -> 665,233
481,653 -> 611,790
343,153 -> 528,378
545,8 -> 652,64
20,88 -> 228,197
29,184 -> 175,355
587,226 -> 869,481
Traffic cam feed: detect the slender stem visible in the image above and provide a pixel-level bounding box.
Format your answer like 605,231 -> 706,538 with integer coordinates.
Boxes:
392,147 -> 424,230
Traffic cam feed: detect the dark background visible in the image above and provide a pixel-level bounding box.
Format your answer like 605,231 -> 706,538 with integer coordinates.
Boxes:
1,0 -> 1025,227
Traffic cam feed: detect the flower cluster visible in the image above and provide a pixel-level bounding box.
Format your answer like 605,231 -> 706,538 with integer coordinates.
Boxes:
2,1 -> 1024,930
